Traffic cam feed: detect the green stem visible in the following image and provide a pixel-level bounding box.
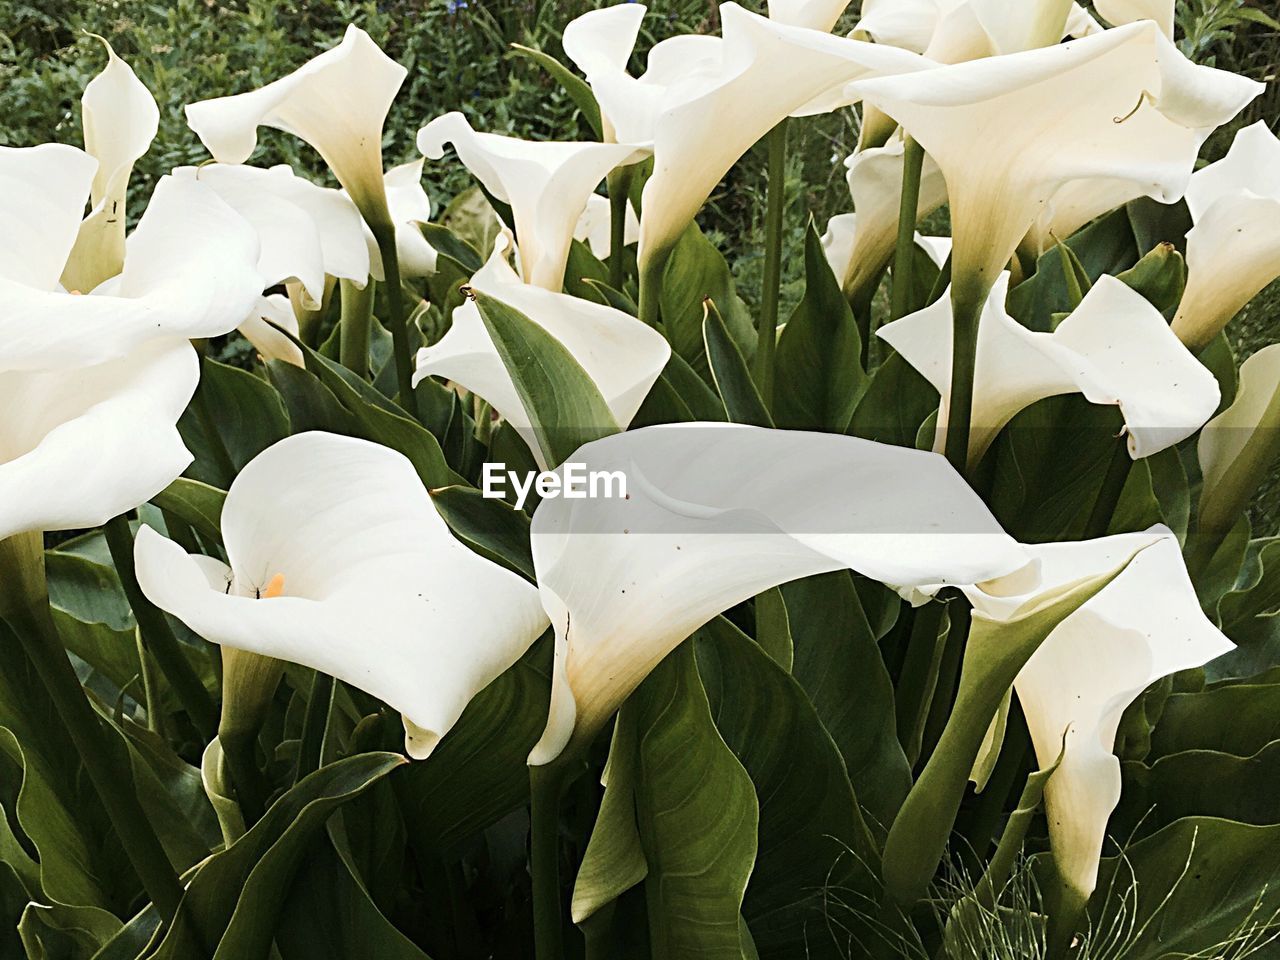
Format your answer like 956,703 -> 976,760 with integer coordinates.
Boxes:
607,167 -> 633,292
0,533 -> 185,923
103,515 -> 218,740
339,278 -> 376,380
755,119 -> 789,408
372,225 -> 419,419
637,250 -> 669,329
895,600 -> 947,769
1082,438 -> 1133,540
134,627 -> 164,736
296,669 -> 334,782
890,137 -> 926,323
943,282 -> 985,476
220,731 -> 267,824
530,762 -> 569,960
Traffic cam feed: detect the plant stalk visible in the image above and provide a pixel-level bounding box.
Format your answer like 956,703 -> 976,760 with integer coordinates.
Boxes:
1082,437 -> 1133,540
890,137 -> 926,323
755,120 -> 789,407
943,282 -> 985,475
371,224 -> 420,419
0,532 -> 185,923
607,167 -> 634,292
637,249 -> 670,329
296,669 -> 334,782
895,599 -> 948,768
220,730 -> 267,823
103,515 -> 219,740
530,761 -> 569,960
339,277 -> 376,379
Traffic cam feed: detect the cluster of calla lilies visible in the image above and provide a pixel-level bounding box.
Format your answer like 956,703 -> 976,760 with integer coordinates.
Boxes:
3,0 -> 1280,956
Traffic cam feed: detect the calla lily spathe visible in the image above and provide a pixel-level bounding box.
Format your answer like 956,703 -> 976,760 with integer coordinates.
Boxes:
1198,344 -> 1280,539
765,0 -> 853,32
1,152 -> 262,372
878,273 -> 1220,466
1094,0 -> 1174,36
851,22 -> 1261,319
185,25 -> 406,228
1171,121 -> 1280,352
62,38 -> 160,294
574,192 -> 639,260
527,423 -> 1030,765
134,432 -> 550,761
562,2 -> 932,271
959,527 -> 1231,909
239,294 -> 303,368
412,236 -> 670,469
365,159 -> 438,281
417,112 -> 644,290
0,340 -> 198,542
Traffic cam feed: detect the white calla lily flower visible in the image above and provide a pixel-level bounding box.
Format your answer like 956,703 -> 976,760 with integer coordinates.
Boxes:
363,159 -> 438,281
879,273 -> 1220,466
0,340 -> 198,541
0,143 -> 99,292
574,192 -> 639,260
563,2 -> 932,271
1172,121 -> 1280,352
239,294 -> 303,368
62,37 -> 160,293
961,528 -> 1231,909
185,25 -> 405,227
527,423 -> 1030,765
766,0 -> 853,32
413,236 -> 670,469
1094,0 -> 1174,36
851,22 -> 1261,321
134,432 -> 549,761
1,165 -> 262,372
172,163 -> 369,309
417,112 -> 645,290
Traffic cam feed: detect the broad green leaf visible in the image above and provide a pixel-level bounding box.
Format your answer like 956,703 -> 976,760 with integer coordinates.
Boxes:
472,289 -> 620,468
847,352 -> 937,449
773,223 -> 866,432
703,298 -> 772,427
419,221 -> 483,274
150,752 -> 405,958
633,353 -> 728,427
1088,818 -> 1280,959
1150,681 -> 1280,758
148,478 -> 226,545
753,589 -> 791,672
660,223 -> 754,378
178,358 -> 289,486
697,622 -> 882,959
1114,240 -> 1186,315
429,485 -> 535,580
782,572 -> 910,833
18,899 -> 121,960
508,44 -> 603,139
882,556 -> 1137,905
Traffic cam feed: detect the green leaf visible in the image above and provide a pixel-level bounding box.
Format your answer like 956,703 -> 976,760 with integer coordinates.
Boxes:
753,589 -> 791,672
508,44 -> 603,139
1114,241 -> 1186,316
773,223 -> 867,431
882,554 -> 1139,905
847,352 -> 937,448
472,288 -> 620,468
782,572 -> 910,833
150,752 -> 405,958
419,221 -> 483,274
179,358 -> 290,485
429,485 -> 535,580
703,298 -> 773,427
633,353 -> 729,427
149,478 -> 226,545
660,223 -> 755,378
1150,680 -> 1280,758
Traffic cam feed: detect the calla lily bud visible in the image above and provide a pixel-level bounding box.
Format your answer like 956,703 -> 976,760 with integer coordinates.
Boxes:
185,25 -> 406,231
527,423 -> 1029,766
134,432 -> 549,761
62,37 -> 160,294
1197,344 -> 1280,541
418,112 -> 645,291
1114,240 -> 1186,315
960,528 -> 1231,911
1171,121 -> 1280,353
878,273 -> 1220,467
413,234 -> 670,469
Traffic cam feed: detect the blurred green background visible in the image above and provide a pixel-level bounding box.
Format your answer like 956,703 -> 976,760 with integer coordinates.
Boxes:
2,0 -> 1278,524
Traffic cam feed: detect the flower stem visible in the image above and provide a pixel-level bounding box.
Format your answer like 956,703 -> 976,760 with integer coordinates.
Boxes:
0,532 -> 185,923
637,249 -> 669,329
530,761 -> 569,960
890,138 -> 925,323
943,282 -> 984,475
103,515 -> 218,740
895,598 -> 948,768
219,730 -> 267,824
338,278 -> 376,380
607,167 -> 634,293
296,669 -> 334,782
755,119 -> 789,408
371,225 -> 419,420
1082,437 -> 1132,539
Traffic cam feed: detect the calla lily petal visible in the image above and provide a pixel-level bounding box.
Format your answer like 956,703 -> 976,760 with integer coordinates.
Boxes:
0,143 -> 97,290
852,22 -> 1261,310
62,38 -> 160,293
1094,0 -> 1174,36
879,273 -> 1220,465
135,432 -> 549,760
527,423 -> 1029,765
239,294 -> 303,368
963,528 -> 1231,906
413,237 -> 670,469
855,0 -> 1100,60
1172,121 -> 1280,352
185,25 -> 405,224
365,159 -> 438,281
574,192 -> 639,260
0,339 -> 198,541
417,112 -> 645,290
1,175 -> 262,372
173,163 -> 369,308
766,0 -> 854,33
